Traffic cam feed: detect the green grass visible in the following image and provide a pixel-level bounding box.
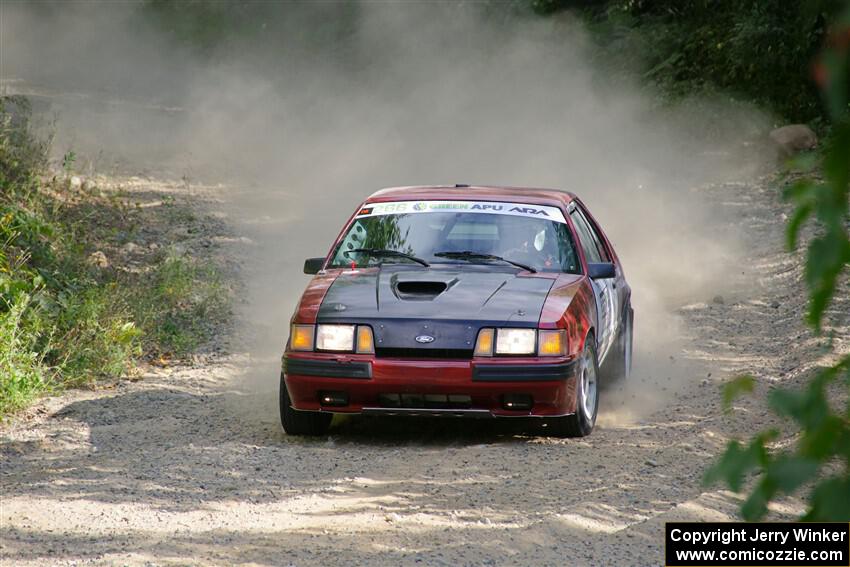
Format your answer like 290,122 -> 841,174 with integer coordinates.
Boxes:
0,295 -> 52,413
131,248 -> 229,357
0,96 -> 230,416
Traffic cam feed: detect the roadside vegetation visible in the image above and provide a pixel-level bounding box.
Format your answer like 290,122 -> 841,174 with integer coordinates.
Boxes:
0,97 -> 230,416
705,9 -> 850,520
534,0 -> 844,126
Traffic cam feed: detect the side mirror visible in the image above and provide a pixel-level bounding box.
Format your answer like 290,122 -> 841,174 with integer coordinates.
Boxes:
587,262 -> 616,279
303,257 -> 325,275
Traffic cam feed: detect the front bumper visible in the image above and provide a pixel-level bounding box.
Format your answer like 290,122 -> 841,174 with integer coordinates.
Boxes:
282,353 -> 578,417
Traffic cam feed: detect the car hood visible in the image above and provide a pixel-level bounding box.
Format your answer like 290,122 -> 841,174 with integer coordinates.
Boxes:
316,266 -> 555,351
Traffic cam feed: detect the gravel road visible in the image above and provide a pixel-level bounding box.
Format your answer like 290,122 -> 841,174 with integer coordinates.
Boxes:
1,174 -> 847,566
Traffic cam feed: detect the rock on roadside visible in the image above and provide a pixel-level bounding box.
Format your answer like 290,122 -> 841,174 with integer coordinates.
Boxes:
86,250 -> 109,268
769,124 -> 817,158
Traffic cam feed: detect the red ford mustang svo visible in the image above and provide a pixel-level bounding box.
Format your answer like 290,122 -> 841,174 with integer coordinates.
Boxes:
280,185 -> 632,437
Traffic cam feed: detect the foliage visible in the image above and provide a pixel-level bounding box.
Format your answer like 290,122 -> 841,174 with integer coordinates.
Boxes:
130,249 -> 229,356
0,294 -> 50,414
704,8 -> 850,521
140,0 -> 360,57
536,0 -> 844,124
142,0 -> 254,52
0,97 -> 229,416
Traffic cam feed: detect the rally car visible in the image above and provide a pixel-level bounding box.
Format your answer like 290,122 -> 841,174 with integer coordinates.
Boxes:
280,185 -> 632,437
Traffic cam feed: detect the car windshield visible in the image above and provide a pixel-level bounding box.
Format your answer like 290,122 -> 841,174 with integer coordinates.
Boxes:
329,200 -> 581,273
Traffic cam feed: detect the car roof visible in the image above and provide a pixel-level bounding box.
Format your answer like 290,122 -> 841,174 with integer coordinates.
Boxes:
366,185 -> 578,207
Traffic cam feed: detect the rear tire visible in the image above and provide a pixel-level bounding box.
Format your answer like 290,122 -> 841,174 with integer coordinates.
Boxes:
279,375 -> 333,436
548,339 -> 600,438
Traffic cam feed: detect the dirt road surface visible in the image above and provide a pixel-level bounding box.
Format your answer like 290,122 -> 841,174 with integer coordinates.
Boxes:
1,174 -> 847,566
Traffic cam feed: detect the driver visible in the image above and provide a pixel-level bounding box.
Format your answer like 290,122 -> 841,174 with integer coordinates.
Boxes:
502,220 -> 557,270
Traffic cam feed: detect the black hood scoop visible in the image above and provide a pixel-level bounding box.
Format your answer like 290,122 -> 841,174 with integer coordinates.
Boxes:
392,274 -> 456,301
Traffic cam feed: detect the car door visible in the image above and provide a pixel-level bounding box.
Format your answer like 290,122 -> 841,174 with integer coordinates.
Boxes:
569,204 -> 619,362
576,205 -> 621,361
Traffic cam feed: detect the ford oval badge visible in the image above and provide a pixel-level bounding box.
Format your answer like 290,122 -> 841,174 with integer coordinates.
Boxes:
415,335 -> 435,344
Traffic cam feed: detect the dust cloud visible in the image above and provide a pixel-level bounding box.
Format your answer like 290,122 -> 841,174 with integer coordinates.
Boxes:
1,1 -> 773,423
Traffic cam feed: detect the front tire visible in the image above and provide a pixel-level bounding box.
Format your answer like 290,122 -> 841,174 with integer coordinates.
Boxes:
548,339 -> 600,437
279,375 -> 333,436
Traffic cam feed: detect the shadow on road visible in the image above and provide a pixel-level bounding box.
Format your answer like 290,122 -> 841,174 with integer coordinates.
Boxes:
1,379 -> 730,566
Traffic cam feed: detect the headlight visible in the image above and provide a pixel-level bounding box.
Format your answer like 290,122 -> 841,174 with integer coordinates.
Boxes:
474,327 -> 567,356
495,328 -> 536,355
316,324 -> 356,351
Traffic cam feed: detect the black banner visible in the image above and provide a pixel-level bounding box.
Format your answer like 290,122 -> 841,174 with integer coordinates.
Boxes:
665,522 -> 850,567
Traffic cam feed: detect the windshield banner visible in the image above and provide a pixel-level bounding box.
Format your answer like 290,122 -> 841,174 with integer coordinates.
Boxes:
357,200 -> 568,224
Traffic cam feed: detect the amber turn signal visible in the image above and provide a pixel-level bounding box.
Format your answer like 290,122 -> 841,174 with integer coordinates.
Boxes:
474,328 -> 495,357
356,325 -> 375,354
290,324 -> 315,351
538,329 -> 566,356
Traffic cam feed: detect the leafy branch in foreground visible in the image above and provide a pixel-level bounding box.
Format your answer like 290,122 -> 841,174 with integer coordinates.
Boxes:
704,6 -> 850,521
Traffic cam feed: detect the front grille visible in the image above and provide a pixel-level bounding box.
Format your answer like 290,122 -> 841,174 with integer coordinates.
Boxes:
375,347 -> 473,360
378,393 -> 473,409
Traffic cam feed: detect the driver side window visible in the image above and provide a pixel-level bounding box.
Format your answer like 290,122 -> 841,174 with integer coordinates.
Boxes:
570,210 -> 602,264
579,208 -> 610,262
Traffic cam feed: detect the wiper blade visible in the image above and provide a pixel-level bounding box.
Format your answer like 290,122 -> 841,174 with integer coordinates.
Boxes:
433,251 -> 537,273
343,248 -> 430,267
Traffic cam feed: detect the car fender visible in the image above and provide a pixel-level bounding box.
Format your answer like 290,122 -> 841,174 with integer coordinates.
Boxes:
539,273 -> 596,359
293,271 -> 341,324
